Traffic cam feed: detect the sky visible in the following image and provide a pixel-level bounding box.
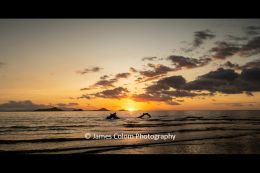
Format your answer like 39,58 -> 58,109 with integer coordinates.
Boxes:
0,19 -> 260,111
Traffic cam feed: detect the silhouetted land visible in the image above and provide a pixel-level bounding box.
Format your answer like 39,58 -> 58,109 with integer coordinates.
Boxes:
92,108 -> 109,111
34,107 -> 63,112
72,109 -> 84,111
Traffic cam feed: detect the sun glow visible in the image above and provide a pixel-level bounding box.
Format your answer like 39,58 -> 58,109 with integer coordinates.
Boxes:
128,108 -> 134,112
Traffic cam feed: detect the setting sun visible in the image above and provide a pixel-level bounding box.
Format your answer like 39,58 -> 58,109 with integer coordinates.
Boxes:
128,108 -> 134,112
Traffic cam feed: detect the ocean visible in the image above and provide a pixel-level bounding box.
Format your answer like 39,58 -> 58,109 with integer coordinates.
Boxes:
0,110 -> 260,154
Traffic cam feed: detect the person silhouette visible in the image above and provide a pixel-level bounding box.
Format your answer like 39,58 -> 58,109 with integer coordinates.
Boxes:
106,112 -> 120,119
138,113 -> 151,119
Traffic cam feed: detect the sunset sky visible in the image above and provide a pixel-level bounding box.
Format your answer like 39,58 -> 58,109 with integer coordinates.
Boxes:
1,19 -> 260,111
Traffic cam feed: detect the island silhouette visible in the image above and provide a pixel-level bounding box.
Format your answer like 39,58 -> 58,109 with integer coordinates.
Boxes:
33,107 -> 109,112
34,107 -> 63,112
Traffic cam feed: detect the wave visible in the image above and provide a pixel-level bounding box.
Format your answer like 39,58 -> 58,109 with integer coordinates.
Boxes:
124,121 -> 236,128
1,125 -> 260,145
149,117 -> 260,122
1,132 -> 260,154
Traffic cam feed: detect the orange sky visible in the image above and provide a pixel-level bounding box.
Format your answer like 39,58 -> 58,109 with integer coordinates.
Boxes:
0,19 -> 260,111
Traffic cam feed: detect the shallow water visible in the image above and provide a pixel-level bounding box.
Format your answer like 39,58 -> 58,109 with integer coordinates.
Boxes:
0,110 -> 260,154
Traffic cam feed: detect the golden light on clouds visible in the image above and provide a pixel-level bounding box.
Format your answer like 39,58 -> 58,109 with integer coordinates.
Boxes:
0,19 -> 260,111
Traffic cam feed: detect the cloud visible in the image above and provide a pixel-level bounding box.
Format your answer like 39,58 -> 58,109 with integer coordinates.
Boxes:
79,87 -> 129,100
131,67 -> 260,105
56,102 -> 79,107
134,55 -> 211,84
0,100 -> 81,111
100,75 -> 109,80
94,78 -> 118,87
93,87 -> 129,99
211,36 -> 260,59
129,67 -> 138,73
227,35 -> 248,41
199,68 -> 239,81
160,90 -> 199,97
131,93 -> 180,105
78,94 -> 92,99
167,55 -> 211,69
132,75 -> 203,105
244,26 -> 260,36
77,66 -> 103,75
212,102 -> 258,107
241,59 -> 260,69
142,57 -> 158,61
240,36 -> 260,56
240,67 -> 260,82
139,63 -> 174,78
146,76 -> 187,92
220,59 -> 260,72
221,61 -> 240,70
192,30 -> 215,48
0,100 -> 49,111
184,67 -> 260,94
81,72 -> 131,90
115,72 -> 131,79
210,41 -> 241,59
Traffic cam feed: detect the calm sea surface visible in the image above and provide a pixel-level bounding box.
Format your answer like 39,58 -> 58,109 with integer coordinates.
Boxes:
0,110 -> 260,154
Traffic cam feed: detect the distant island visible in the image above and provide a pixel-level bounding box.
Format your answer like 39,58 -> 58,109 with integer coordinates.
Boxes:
72,109 -> 84,111
118,109 -> 126,111
92,108 -> 109,111
34,107 -> 63,112
30,107 -> 109,112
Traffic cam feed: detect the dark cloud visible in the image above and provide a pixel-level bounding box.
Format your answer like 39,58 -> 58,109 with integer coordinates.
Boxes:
142,57 -> 158,61
82,72 -> 131,90
221,59 -> 260,71
115,72 -> 131,79
77,66 -> 103,75
80,79 -> 117,91
147,76 -> 186,92
161,90 -> 198,97
240,67 -> 260,82
184,68 -> 260,94
227,35 -> 248,41
210,41 -> 241,59
167,55 -> 211,69
132,67 -> 260,105
199,68 -> 239,81
193,30 -> 215,48
56,102 -> 78,107
139,63 -> 174,78
245,26 -> 260,36
221,61 -> 240,70
132,76 -> 203,105
212,102 -> 258,107
240,36 -> 260,56
78,94 -> 92,99
80,87 -> 96,91
132,93 -> 180,105
94,78 -> 118,87
211,36 -> 260,59
129,67 -> 138,73
93,87 -> 129,99
0,100 -> 81,111
79,87 -> 129,100
241,59 -> 260,69
0,100 -> 49,111
100,75 -> 109,80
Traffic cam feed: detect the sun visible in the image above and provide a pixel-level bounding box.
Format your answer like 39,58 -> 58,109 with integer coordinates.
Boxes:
128,108 -> 134,112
